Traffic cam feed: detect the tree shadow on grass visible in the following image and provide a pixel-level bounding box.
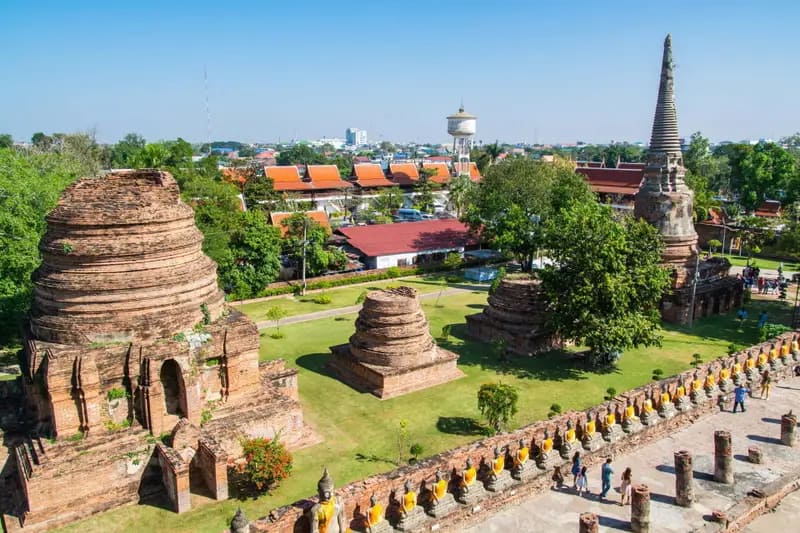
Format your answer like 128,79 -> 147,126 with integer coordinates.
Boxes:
296,353 -> 336,377
466,303 -> 487,310
444,323 -> 589,382
436,416 -> 486,436
355,453 -> 397,466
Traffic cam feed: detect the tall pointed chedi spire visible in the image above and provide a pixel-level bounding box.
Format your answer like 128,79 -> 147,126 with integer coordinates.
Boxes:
634,34 -> 698,288
649,34 -> 682,153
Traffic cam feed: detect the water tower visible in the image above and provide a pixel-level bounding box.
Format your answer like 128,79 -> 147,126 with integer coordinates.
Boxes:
447,105 -> 476,176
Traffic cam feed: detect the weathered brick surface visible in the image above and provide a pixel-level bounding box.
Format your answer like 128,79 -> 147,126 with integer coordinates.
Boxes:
245,332 -> 800,533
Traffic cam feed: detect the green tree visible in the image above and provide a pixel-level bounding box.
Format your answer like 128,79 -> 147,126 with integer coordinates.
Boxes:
0,134 -> 12,149
446,174 -> 475,217
379,141 -> 396,153
728,142 -> 799,211
277,144 -> 323,166
110,133 -> 146,168
540,201 -> 670,367
602,143 -> 645,167
31,132 -> 53,150
464,158 -> 594,270
265,306 -> 289,332
477,382 -> 519,434
243,173 -> 280,211
413,169 -> 439,213
282,213 -> 347,277
737,215 -> 773,259
0,148 -> 90,343
370,186 -> 403,217
221,211 -> 282,299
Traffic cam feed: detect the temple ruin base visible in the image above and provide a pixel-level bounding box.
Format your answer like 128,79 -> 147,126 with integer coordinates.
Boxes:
328,345 -> 463,399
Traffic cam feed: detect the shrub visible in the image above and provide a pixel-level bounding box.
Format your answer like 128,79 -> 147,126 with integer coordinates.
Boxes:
652,368 -> 664,380
477,382 -> 519,435
386,266 -> 402,278
106,387 -> 127,401
313,293 -> 332,305
356,290 -> 368,304
489,267 -> 507,295
549,403 -> 562,414
61,242 -> 74,254
708,239 -> 722,253
604,387 -> 617,401
727,343 -> 743,355
200,303 -> 211,325
409,443 -> 424,461
201,409 -> 213,426
269,331 -> 285,339
266,306 -> 288,332
691,353 -> 703,367
103,418 -> 131,431
439,324 -> 452,342
238,437 -> 293,492
760,323 -> 792,343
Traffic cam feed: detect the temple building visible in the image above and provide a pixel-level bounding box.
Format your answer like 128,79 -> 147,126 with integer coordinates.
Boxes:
11,170 -> 312,530
634,35 -> 742,323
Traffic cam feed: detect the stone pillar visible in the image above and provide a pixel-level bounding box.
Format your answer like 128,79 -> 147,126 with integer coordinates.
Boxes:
714,430 -> 733,484
579,512 -> 599,533
781,412 -> 798,446
674,450 -> 694,507
631,484 -> 651,533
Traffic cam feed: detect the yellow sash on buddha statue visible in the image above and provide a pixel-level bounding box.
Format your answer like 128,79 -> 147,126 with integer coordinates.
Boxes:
566,428 -> 576,442
515,447 -> 529,466
720,369 -> 729,381
606,413 -> 616,426
403,491 -> 417,513
782,344 -> 790,356
758,352 -> 767,365
367,503 -> 383,526
492,456 -> 504,475
676,385 -> 685,398
586,420 -> 596,435
792,340 -> 799,352
769,349 -> 777,361
661,392 -> 671,405
747,358 -> 755,369
705,375 -> 715,387
692,379 -> 701,391
644,400 -> 654,413
462,466 -> 476,487
433,479 -> 447,501
734,363 -> 742,374
625,405 -> 636,420
542,438 -> 553,453
317,498 -> 336,533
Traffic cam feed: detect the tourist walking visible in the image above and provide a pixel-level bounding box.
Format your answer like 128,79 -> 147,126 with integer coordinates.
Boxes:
737,308 -> 748,324
551,465 -> 564,489
760,370 -> 772,400
600,458 -> 613,499
619,467 -> 632,506
758,311 -> 768,328
733,382 -> 750,412
570,451 -> 582,488
576,466 -> 589,496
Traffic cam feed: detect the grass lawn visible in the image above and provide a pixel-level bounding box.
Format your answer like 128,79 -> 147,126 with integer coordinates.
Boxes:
712,254 -> 798,272
233,275 -> 481,322
54,291 -> 793,533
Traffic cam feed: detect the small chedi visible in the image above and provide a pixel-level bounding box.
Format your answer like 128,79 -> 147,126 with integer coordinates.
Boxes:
11,170 -> 309,531
328,286 -> 463,398
465,275 -> 561,356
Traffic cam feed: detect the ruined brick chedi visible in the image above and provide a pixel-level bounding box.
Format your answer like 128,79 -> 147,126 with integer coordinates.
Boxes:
634,35 -> 742,323
12,170 -> 309,530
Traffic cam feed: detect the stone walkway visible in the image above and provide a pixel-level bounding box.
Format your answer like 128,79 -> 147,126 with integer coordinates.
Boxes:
254,287 -> 473,329
744,488 -> 800,532
465,375 -> 800,533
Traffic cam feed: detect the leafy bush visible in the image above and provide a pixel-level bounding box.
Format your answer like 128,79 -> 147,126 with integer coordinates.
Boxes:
691,353 -> 703,367
238,437 -> 293,492
269,331 -> 285,339
604,387 -> 617,401
652,368 -> 664,380
547,403 -> 562,418
760,323 -> 792,343
489,267 -> 507,295
106,387 -> 127,401
727,343 -> 743,355
313,293 -> 332,304
409,443 -> 424,461
708,239 -> 722,253
386,267 -> 402,278
103,418 -> 131,431
477,382 -> 519,434
356,290 -> 368,304
439,324 -> 452,342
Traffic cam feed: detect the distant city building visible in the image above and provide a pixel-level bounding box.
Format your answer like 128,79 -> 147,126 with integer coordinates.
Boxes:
446,106 -> 476,176
346,128 -> 367,146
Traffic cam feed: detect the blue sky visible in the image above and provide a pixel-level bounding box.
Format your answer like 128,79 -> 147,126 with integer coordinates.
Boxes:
1,0 -> 798,145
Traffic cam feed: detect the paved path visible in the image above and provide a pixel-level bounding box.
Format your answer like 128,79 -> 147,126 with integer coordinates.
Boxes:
744,488 -> 800,532
254,287 -> 476,329
466,376 -> 800,533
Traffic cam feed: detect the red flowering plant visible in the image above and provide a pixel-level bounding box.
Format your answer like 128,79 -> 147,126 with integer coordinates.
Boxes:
238,436 -> 293,492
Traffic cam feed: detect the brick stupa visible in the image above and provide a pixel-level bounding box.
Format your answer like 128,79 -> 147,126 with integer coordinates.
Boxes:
633,35 -> 742,323
328,286 -> 463,398
12,170 -> 311,530
466,276 -> 561,356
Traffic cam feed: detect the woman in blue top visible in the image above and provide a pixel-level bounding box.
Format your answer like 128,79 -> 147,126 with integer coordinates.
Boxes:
571,451 -> 582,488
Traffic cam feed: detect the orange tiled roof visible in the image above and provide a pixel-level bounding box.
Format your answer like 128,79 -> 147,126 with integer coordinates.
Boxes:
353,164 -> 394,188
270,211 -> 331,236
469,162 -> 481,181
306,165 -> 353,189
265,165 -> 314,191
221,167 -> 248,184
390,163 -> 420,185
422,163 -> 451,184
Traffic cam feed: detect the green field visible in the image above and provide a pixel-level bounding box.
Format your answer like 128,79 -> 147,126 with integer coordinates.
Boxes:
712,254 -> 798,272
233,275 -> 480,322
55,291 -> 792,533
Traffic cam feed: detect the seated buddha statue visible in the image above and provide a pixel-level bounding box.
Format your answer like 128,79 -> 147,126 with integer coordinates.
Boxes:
718,368 -> 733,392
560,419 -> 578,458
757,351 -> 768,369
603,410 -> 623,442
622,403 -> 642,433
746,354 -> 760,382
511,438 -> 533,480
792,338 -> 799,356
540,429 -> 554,456
703,373 -> 719,398
308,468 -> 346,533
486,445 -> 513,492
456,458 -> 484,504
491,446 -> 504,477
460,458 -> 476,491
582,418 -> 602,451
732,362 -> 745,385
769,345 -> 784,369
431,471 -> 448,504
658,390 -> 677,419
425,470 -> 456,518
365,494 -> 384,532
675,385 -> 691,412
781,343 -> 790,357
401,480 -> 417,517
769,346 -> 778,360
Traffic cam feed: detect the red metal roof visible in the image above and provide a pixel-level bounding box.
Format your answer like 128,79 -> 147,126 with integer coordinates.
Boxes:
337,219 -> 478,257
575,167 -> 644,195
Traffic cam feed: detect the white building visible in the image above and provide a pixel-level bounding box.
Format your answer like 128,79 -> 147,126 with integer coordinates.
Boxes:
346,128 -> 368,146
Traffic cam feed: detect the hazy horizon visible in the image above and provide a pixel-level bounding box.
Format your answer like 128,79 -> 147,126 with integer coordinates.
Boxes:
3,0 -> 799,146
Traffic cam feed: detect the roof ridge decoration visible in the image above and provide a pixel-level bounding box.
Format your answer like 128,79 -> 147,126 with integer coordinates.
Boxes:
648,34 -> 682,154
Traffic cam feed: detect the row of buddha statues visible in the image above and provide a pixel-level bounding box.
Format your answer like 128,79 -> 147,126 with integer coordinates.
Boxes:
289,338 -> 800,533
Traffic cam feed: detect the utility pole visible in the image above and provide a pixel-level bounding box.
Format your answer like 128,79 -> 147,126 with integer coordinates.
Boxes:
688,254 -> 701,328
301,217 -> 308,296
